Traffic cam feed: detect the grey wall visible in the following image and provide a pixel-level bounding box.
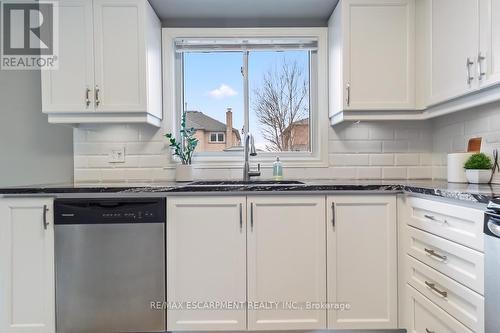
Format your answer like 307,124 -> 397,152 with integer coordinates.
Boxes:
0,70 -> 74,187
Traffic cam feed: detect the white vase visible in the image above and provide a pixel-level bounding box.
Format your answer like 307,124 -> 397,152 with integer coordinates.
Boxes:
176,164 -> 193,182
465,169 -> 492,184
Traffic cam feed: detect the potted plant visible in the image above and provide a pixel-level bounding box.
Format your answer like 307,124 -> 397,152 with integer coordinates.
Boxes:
165,112 -> 198,182
464,153 -> 493,184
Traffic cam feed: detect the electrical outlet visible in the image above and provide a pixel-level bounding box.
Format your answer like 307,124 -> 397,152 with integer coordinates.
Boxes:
108,147 -> 125,163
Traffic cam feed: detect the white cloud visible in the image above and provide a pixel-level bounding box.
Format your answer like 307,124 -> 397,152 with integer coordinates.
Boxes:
208,84 -> 238,99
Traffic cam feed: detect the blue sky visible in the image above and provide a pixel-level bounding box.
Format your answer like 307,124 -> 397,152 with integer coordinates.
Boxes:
183,50 -> 309,149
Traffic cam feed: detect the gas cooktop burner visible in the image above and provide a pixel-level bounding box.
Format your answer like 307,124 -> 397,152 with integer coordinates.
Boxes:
487,198 -> 500,213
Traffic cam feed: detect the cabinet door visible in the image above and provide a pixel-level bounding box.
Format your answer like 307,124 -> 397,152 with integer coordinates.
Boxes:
93,0 -> 147,112
479,0 -> 500,87
0,198 -> 55,333
429,0 -> 479,104
342,0 -> 415,110
247,196 -> 326,330
327,195 -> 397,329
41,0 -> 94,113
167,196 -> 247,331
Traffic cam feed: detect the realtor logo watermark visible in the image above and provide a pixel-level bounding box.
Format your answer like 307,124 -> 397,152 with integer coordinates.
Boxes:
1,1 -> 59,70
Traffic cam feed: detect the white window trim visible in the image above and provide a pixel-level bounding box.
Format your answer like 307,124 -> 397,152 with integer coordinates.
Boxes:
209,132 -> 226,143
162,27 -> 329,169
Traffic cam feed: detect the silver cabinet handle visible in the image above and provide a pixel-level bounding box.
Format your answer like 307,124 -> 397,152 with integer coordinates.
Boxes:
346,83 -> 351,106
424,248 -> 447,261
478,52 -> 486,80
425,329 -> 435,333
425,281 -> 448,298
239,203 -> 243,232
43,205 -> 49,230
85,88 -> 91,107
95,85 -> 100,107
331,202 -> 335,228
424,214 -> 436,221
250,202 -> 254,231
466,57 -> 474,85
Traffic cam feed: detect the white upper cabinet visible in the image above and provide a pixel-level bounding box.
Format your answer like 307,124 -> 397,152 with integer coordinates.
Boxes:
479,0 -> 500,88
0,198 -> 55,333
41,0 -> 162,127
327,195 -> 398,330
166,196 -> 247,331
41,0 -> 95,114
247,196 -> 326,331
329,0 -> 415,117
427,0 -> 479,105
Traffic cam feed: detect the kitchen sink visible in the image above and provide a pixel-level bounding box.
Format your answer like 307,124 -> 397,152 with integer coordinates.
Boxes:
187,180 -> 306,186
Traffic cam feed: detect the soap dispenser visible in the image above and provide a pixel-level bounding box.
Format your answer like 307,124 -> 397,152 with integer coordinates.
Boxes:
272,157 -> 283,181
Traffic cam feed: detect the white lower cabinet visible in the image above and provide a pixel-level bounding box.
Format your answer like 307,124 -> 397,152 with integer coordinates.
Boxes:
167,194 -> 398,331
166,196 -> 247,331
0,198 -> 55,333
407,285 -> 474,333
247,196 -> 326,330
327,195 -> 398,329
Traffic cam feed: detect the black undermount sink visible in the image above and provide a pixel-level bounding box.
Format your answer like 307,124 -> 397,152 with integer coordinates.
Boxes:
187,180 -> 306,186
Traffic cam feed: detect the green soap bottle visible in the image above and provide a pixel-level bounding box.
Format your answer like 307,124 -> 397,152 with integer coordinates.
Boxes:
273,157 -> 283,180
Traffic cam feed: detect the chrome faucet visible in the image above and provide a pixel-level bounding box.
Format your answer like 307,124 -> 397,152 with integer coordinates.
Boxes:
243,132 -> 261,181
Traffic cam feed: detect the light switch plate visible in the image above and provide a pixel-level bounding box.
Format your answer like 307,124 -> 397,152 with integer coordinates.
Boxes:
108,147 -> 125,163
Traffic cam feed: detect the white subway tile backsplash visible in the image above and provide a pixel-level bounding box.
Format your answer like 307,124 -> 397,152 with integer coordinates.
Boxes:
329,154 -> 370,166
357,167 -> 382,179
382,167 -> 407,179
73,108 -> 488,183
369,154 -> 394,166
329,140 -> 382,153
407,167 -> 433,179
395,154 -> 420,166
383,141 -> 409,153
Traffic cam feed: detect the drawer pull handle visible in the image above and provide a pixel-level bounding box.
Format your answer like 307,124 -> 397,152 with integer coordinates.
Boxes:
425,329 -> 435,333
425,281 -> 448,298
424,214 -> 447,224
424,248 -> 448,261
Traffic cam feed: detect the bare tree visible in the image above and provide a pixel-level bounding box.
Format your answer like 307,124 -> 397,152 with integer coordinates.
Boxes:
252,59 -> 309,151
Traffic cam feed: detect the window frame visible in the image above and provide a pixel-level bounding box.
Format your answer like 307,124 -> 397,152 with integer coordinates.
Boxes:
162,28 -> 329,169
209,132 -> 226,144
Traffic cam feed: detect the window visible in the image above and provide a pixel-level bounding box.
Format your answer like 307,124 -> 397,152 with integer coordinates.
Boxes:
209,132 -> 225,143
164,28 -> 329,167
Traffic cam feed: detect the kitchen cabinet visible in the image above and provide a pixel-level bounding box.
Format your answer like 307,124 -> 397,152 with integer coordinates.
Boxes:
398,195 -> 485,332
41,0 -> 162,126
329,0 -> 415,116
327,195 -> 398,329
0,198 -> 55,333
247,196 -> 326,330
479,0 -> 500,88
427,0 -> 479,105
166,196 -> 247,331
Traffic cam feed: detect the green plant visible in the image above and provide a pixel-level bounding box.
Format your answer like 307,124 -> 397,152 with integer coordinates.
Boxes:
464,153 -> 493,170
164,112 -> 198,165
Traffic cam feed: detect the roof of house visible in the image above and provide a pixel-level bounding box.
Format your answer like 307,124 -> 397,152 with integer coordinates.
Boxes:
186,111 -> 241,140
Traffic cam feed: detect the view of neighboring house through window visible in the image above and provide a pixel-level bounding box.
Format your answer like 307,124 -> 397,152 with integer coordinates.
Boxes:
178,38 -> 314,153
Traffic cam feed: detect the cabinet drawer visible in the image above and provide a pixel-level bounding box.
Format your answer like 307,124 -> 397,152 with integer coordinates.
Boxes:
406,284 -> 473,333
405,197 -> 484,251
406,226 -> 484,294
406,256 -> 484,332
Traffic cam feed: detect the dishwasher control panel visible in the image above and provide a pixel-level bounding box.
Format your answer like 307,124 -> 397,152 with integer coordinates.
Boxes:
54,198 -> 166,224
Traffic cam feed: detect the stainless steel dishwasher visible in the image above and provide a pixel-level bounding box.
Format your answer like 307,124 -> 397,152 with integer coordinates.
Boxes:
54,198 -> 166,333
485,198 -> 500,333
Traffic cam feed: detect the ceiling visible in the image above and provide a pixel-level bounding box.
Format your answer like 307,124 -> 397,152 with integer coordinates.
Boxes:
149,0 -> 339,27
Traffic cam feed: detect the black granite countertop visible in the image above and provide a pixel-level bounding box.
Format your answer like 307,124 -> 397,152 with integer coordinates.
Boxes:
0,179 -> 499,204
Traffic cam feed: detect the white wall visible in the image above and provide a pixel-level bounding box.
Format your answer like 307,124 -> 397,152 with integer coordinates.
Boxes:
432,100 -> 500,183
73,120 -> 434,184
0,71 -> 74,187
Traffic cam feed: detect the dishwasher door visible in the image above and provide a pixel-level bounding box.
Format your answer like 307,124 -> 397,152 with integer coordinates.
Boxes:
485,212 -> 500,333
55,221 -> 165,333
